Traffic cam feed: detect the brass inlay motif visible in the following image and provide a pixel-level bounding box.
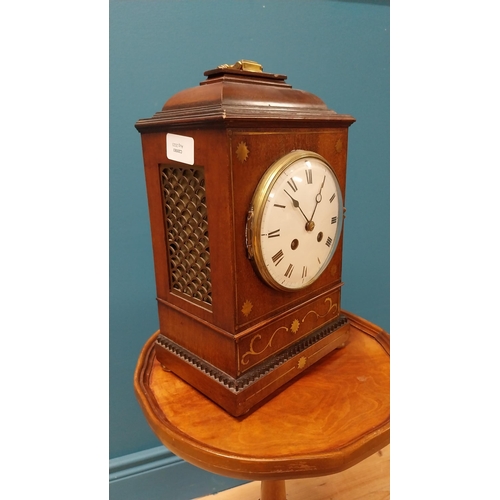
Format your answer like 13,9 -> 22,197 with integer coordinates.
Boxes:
240,299 -> 337,366
236,141 -> 250,163
335,138 -> 343,153
241,326 -> 288,366
218,60 -> 263,72
301,297 -> 338,323
298,356 -> 307,369
158,315 -> 347,393
241,299 -> 253,317
290,319 -> 300,334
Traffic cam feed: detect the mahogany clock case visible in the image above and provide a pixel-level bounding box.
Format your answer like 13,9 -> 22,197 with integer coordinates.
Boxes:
136,66 -> 355,416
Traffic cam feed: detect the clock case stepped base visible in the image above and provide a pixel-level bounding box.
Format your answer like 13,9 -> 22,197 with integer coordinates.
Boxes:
154,314 -> 350,417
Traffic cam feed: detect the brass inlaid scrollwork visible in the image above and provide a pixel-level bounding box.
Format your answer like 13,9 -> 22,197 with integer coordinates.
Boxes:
240,298 -> 338,366
241,326 -> 288,366
301,297 -> 338,323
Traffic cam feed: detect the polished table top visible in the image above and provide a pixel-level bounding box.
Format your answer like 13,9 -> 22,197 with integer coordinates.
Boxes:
134,310 -> 390,481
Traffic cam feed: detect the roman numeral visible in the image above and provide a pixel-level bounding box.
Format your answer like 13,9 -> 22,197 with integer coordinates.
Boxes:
302,266 -> 307,278
274,204 -> 286,208
272,249 -> 284,266
267,229 -> 280,238
287,178 -> 298,192
305,169 -> 313,184
331,216 -> 337,224
326,236 -> 333,247
329,193 -> 336,203
284,264 -> 294,278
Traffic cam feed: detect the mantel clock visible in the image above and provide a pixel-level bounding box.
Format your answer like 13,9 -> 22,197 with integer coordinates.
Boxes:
135,60 -> 356,416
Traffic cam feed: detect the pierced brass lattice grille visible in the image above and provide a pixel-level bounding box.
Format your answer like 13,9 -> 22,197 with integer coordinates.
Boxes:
161,165 -> 212,306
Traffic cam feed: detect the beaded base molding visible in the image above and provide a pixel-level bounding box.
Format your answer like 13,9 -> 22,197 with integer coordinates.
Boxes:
155,315 -> 351,416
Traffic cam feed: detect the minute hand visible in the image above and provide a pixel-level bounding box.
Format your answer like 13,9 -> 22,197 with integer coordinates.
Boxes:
309,175 -> 326,222
284,190 -> 310,223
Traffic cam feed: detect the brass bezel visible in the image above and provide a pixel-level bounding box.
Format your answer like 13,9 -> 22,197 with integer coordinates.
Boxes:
247,150 -> 343,292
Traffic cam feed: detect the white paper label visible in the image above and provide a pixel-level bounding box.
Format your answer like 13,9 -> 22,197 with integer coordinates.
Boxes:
166,133 -> 194,165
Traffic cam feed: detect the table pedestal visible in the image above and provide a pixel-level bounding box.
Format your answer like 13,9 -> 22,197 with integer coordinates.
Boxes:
261,480 -> 286,500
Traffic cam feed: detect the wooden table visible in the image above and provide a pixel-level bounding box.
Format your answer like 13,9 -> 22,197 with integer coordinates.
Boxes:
134,311 -> 390,500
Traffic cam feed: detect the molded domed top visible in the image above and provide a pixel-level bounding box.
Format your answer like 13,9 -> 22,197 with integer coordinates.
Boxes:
136,63 -> 354,132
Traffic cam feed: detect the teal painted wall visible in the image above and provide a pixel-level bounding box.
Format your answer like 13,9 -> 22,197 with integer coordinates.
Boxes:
110,0 -> 389,493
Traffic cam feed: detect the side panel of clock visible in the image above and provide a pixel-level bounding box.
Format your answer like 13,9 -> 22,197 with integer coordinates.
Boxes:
230,128 -> 350,334
140,128 -> 240,375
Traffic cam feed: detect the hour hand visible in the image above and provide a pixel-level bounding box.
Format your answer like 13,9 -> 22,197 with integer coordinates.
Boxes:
284,190 -> 309,223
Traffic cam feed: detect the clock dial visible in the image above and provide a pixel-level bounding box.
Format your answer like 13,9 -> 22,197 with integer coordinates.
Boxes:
249,150 -> 343,291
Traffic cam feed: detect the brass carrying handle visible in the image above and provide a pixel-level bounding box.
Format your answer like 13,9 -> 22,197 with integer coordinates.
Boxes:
217,60 -> 263,72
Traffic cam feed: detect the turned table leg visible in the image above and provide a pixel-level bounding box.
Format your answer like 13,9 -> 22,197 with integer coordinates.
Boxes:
261,480 -> 286,500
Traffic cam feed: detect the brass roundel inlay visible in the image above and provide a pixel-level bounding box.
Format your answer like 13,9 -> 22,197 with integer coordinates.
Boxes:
236,141 -> 250,163
298,356 -> 307,369
241,299 -> 253,317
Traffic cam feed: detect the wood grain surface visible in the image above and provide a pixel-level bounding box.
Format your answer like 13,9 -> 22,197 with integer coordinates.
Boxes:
134,311 -> 389,481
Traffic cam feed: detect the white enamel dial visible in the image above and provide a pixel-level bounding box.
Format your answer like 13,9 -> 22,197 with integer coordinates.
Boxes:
248,150 -> 343,291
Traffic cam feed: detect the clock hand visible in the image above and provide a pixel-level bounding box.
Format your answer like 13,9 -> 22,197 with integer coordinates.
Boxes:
309,175 -> 326,222
284,189 -> 310,223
